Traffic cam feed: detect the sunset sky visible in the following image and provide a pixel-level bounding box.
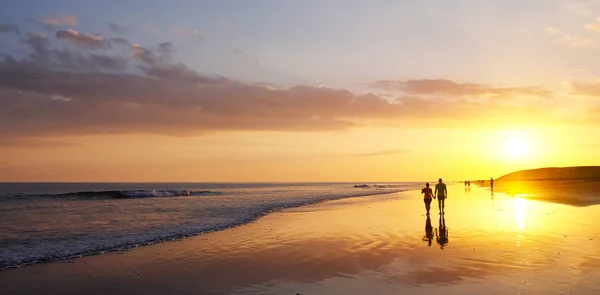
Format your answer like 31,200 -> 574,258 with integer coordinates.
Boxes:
1,0 -> 600,182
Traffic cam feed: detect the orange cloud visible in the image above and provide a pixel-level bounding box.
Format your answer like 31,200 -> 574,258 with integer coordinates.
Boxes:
56,29 -> 105,48
372,79 -> 550,98
0,28 -> 575,145
39,14 -> 78,27
0,66 -> 557,144
351,149 -> 412,157
570,79 -> 600,97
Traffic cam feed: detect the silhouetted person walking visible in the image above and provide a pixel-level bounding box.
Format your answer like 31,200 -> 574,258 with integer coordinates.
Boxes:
421,183 -> 433,215
434,178 -> 447,214
490,177 -> 494,189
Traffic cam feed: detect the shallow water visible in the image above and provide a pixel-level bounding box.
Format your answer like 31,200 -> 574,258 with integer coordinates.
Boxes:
0,182 -> 419,269
1,184 -> 600,294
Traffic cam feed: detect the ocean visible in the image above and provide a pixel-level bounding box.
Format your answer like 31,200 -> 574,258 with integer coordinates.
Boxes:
0,182 -> 421,269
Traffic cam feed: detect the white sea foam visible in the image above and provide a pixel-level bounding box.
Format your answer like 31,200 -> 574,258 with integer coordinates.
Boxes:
0,182 -> 421,269
118,189 -> 220,197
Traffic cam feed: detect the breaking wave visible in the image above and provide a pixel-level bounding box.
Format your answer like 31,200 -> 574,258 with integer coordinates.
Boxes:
5,189 -> 222,200
0,182 -> 422,269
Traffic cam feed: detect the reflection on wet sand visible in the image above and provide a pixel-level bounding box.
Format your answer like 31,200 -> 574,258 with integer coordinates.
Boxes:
436,214 -> 449,249
423,215 -> 434,246
2,185 -> 600,295
423,214 -> 449,249
488,178 -> 600,206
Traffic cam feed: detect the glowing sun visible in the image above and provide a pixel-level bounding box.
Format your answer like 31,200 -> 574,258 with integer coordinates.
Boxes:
505,138 -> 528,158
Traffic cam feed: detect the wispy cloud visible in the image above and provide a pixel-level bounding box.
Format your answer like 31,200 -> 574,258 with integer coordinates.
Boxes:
19,29 -> 126,70
371,79 -> 550,98
29,14 -> 78,29
585,16 -> 600,31
53,29 -> 130,50
545,26 -> 596,48
351,149 -> 412,157
563,34 -> 596,48
568,0 -> 600,16
0,45 -> 563,143
56,29 -> 105,48
142,22 -> 160,34
107,22 -> 127,34
42,14 -> 77,26
24,31 -> 50,54
0,138 -> 87,148
171,26 -> 204,40
545,26 -> 562,35
0,23 -> 584,145
569,79 -> 600,96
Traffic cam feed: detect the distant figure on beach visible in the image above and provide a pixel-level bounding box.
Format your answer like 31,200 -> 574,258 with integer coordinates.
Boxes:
437,214 -> 448,249
423,215 -> 434,246
434,178 -> 447,213
467,180 -> 470,187
421,183 -> 434,215
490,177 -> 494,189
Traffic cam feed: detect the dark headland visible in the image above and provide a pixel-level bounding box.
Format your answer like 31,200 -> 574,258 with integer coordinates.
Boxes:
498,166 -> 600,181
490,166 -> 600,206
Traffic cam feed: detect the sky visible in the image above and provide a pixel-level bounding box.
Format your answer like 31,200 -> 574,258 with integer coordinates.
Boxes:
1,0 -> 600,182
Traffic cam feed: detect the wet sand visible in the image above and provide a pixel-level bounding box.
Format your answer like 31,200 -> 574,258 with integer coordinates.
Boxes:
2,184 -> 600,294
489,178 -> 600,206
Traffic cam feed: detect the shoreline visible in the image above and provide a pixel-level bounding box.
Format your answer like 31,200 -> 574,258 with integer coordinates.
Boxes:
3,184 -> 600,294
1,187 -> 411,270
479,178 -> 600,206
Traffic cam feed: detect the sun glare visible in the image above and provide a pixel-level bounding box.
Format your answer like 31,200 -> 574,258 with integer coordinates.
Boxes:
505,137 -> 528,158
513,195 -> 527,230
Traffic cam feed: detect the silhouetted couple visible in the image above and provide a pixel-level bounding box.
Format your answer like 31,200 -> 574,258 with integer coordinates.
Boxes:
421,178 -> 447,215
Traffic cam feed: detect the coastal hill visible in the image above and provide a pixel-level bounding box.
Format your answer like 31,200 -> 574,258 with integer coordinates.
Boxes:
497,166 -> 600,181
491,166 -> 600,206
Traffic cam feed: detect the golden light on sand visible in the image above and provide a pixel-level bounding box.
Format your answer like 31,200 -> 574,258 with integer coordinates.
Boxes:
513,196 -> 527,230
505,137 -> 528,158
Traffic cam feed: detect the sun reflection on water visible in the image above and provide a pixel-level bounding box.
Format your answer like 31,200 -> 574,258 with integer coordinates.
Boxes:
514,195 -> 527,230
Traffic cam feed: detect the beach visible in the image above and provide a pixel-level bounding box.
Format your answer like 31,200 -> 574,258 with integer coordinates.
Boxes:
2,183 -> 600,295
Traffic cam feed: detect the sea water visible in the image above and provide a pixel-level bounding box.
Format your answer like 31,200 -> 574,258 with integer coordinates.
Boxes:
0,182 -> 421,269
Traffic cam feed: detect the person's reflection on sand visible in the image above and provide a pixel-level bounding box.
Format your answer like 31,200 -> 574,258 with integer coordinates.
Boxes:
491,189 -> 494,200
422,215 -> 434,246
436,214 -> 449,249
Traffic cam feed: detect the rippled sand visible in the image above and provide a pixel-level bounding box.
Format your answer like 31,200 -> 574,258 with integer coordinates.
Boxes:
2,184 -> 600,294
